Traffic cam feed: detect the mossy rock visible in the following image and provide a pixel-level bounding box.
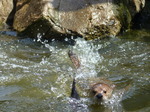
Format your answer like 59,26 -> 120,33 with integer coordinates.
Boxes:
118,29 -> 150,42
117,3 -> 132,30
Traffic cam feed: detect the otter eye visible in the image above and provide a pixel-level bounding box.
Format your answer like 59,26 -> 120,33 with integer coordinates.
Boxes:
92,91 -> 96,94
103,91 -> 107,94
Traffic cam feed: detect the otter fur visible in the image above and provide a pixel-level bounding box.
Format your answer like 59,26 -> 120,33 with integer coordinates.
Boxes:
68,50 -> 115,101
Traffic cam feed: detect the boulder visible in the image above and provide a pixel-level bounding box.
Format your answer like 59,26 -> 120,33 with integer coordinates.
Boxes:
132,0 -> 150,29
0,0 -> 13,29
13,0 -> 145,40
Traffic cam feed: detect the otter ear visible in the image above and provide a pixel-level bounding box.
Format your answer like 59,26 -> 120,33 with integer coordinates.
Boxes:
111,84 -> 115,89
90,83 -> 100,88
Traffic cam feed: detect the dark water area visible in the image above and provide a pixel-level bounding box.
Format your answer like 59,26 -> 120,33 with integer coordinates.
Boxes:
0,30 -> 150,112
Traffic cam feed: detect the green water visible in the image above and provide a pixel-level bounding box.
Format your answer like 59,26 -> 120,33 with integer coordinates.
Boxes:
0,30 -> 150,112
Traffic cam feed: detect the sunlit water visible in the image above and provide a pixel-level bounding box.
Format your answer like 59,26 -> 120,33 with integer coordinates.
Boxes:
0,31 -> 150,112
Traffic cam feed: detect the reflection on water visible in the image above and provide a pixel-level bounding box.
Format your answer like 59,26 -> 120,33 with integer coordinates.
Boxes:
0,31 -> 150,112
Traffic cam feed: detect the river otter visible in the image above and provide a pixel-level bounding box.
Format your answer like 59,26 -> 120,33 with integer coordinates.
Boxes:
90,82 -> 114,100
68,50 -> 114,101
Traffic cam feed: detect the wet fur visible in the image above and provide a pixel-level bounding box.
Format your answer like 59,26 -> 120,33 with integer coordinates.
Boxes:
71,78 -> 80,100
68,50 -> 115,101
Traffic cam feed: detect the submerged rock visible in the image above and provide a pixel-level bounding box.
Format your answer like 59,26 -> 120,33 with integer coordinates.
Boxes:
11,0 -> 145,40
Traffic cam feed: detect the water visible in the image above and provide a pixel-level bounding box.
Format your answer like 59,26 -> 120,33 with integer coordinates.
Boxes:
0,30 -> 150,112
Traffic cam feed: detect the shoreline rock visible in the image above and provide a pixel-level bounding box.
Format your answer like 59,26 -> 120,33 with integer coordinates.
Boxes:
1,0 -> 146,40
0,0 -> 13,29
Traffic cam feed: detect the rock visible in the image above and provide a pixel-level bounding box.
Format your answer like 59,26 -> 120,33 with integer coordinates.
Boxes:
6,0 -> 18,27
133,0 -> 145,12
0,0 -> 13,29
13,0 -> 145,40
132,0 -> 150,29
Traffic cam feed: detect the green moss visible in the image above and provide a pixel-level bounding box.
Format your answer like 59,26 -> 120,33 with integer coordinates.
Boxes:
84,25 -> 110,40
0,22 -> 2,27
117,3 -> 132,31
118,29 -> 150,42
0,19 -> 4,30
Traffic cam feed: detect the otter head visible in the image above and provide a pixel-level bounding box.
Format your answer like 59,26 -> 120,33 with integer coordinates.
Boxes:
90,83 -> 114,101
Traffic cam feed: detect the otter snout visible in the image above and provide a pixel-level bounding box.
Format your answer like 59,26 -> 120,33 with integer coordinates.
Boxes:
96,93 -> 103,99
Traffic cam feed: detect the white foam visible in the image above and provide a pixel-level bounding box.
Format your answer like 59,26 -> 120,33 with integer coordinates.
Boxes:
71,38 -> 104,78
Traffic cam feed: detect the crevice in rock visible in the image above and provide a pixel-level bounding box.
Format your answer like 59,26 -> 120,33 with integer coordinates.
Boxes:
6,0 -> 18,28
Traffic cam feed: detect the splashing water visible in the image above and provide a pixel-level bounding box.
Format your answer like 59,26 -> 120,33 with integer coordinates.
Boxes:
72,38 -> 101,62
36,35 -> 127,111
71,38 -> 104,79
102,90 -> 125,112
36,34 -> 104,79
0,31 -> 150,112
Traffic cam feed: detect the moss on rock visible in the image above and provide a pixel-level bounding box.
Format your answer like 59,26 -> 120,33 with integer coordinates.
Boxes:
117,3 -> 132,31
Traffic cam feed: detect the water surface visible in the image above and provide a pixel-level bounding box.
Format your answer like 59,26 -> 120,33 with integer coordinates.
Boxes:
0,30 -> 150,112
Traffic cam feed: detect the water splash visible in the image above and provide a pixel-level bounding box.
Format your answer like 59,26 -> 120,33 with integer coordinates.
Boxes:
69,38 -> 104,78
65,98 -> 89,112
36,33 -> 56,52
36,34 -> 104,79
102,90 -> 125,112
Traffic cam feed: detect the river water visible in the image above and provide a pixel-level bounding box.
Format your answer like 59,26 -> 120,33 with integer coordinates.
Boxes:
0,30 -> 150,112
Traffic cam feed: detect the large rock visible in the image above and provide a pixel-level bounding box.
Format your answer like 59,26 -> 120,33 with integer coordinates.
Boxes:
13,0 -> 145,40
0,0 -> 13,29
132,0 -> 150,29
